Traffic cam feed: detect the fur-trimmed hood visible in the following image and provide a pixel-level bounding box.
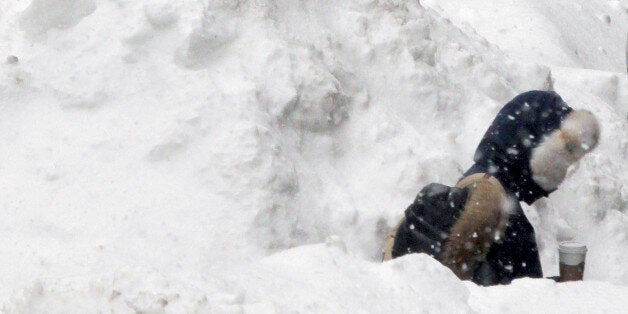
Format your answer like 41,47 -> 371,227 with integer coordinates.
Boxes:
464,91 -> 599,204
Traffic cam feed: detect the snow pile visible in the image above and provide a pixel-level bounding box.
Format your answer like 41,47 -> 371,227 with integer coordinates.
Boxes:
0,0 -> 626,312
3,243 -> 473,313
468,278 -> 628,313
424,0 -> 628,72
19,0 -> 97,39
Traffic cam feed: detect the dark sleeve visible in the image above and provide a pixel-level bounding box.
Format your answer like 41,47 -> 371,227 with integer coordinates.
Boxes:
392,183 -> 468,260
472,261 -> 499,286
474,205 -> 543,286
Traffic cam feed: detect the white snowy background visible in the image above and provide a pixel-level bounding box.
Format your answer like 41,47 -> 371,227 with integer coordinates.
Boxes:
0,0 -> 626,312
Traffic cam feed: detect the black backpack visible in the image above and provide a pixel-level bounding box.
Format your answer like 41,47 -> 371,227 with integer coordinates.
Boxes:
390,183 -> 469,260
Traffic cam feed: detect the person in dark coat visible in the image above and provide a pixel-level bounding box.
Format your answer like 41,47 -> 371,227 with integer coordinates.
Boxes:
382,90 -> 600,286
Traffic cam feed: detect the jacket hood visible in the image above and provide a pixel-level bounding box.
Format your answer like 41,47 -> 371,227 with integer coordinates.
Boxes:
465,91 -> 574,204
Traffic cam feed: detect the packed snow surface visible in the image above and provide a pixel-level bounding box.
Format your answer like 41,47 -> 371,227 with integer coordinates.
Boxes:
0,0 -> 626,312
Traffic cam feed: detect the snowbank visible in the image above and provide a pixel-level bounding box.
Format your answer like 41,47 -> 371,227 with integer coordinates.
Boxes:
3,242 -> 474,312
0,0 -> 626,312
423,0 -> 628,72
468,278 -> 628,314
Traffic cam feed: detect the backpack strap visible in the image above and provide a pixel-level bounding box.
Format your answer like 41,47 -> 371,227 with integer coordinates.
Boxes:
381,217 -> 404,262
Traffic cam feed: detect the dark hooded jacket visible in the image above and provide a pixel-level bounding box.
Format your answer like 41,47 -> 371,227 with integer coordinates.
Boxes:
466,90 -> 572,204
390,91 -> 573,285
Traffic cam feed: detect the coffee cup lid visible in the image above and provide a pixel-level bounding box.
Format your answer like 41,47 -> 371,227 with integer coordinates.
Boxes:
558,241 -> 587,254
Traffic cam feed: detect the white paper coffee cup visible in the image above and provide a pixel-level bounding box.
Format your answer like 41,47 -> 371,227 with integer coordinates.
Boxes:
558,241 -> 587,265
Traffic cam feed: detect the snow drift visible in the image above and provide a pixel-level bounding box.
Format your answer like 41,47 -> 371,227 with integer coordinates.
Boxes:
0,0 -> 626,312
